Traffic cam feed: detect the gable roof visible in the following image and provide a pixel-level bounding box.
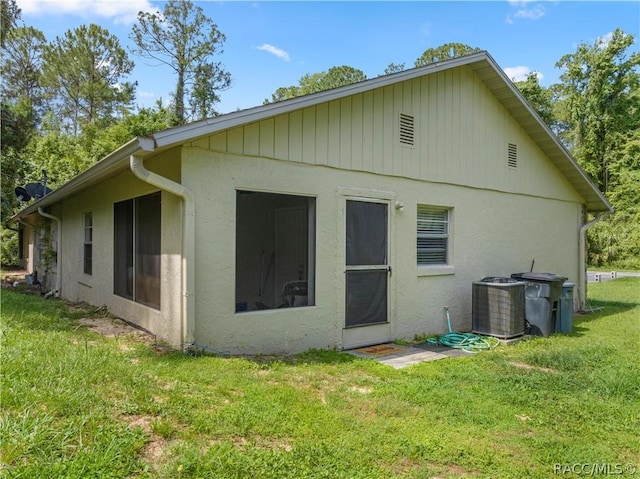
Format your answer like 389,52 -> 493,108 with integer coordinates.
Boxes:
10,51 -> 612,222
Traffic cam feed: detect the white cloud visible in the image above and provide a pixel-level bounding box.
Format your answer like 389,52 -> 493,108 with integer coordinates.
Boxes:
420,22 -> 433,36
506,1 -> 546,24
504,66 -> 544,82
597,31 -> 614,48
16,0 -> 158,24
256,43 -> 291,62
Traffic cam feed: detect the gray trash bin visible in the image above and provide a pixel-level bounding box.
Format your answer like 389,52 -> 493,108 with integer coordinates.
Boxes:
556,282 -> 575,333
511,272 -> 567,336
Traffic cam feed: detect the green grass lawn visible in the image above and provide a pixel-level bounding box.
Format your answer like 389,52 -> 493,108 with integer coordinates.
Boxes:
1,278 -> 639,478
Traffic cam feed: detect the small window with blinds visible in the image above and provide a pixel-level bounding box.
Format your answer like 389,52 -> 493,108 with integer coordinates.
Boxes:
399,113 -> 415,146
417,206 -> 449,265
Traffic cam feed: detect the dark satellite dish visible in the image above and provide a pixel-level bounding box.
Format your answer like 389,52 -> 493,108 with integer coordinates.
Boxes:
25,183 -> 52,200
15,186 -> 32,202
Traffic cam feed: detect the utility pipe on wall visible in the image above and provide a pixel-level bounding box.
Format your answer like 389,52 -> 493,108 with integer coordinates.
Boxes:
37,207 -> 61,297
578,213 -> 601,310
129,155 -> 196,349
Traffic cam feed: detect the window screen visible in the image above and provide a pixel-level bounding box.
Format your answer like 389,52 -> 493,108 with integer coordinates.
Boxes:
417,206 -> 449,265
114,192 -> 161,309
346,200 -> 387,266
83,212 -> 93,275
235,191 -> 315,312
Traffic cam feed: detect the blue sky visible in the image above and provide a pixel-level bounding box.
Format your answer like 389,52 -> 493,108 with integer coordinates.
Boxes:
15,0 -> 640,115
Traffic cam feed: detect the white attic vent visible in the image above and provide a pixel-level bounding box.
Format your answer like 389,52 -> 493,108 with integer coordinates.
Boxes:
399,113 -> 415,146
508,143 -> 518,168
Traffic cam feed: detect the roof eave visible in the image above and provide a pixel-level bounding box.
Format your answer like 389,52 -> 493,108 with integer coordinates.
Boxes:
7,137 -> 155,224
473,53 -> 613,213
8,51 -> 612,220
152,51 -> 611,213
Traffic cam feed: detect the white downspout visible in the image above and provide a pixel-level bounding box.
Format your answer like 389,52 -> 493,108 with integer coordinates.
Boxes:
37,207 -> 61,297
129,155 -> 196,349
578,213 -> 602,310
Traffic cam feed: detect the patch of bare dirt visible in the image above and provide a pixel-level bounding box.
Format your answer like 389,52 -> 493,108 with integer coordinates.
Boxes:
386,459 -> 480,478
122,415 -> 170,471
78,317 -> 153,343
509,361 -> 556,373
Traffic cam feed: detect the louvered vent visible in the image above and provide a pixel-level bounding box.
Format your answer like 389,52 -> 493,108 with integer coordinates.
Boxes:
508,143 -> 518,168
399,113 -> 415,146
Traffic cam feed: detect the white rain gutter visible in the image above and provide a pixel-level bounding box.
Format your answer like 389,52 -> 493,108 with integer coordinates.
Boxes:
129,155 -> 196,348
37,207 -> 61,297
578,213 -> 602,309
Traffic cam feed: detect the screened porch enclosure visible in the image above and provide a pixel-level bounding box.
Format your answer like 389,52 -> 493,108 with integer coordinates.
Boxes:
235,191 -> 316,312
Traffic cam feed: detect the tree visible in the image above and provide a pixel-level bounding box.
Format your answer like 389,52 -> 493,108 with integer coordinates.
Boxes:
554,29 -> 640,193
266,65 -> 367,103
41,24 -> 136,135
130,0 -> 231,125
0,17 -> 43,230
1,26 -> 47,126
415,42 -> 481,67
383,62 -> 405,75
514,72 -> 557,131
554,29 -> 640,269
190,63 -> 227,120
0,107 -> 36,222
0,0 -> 20,47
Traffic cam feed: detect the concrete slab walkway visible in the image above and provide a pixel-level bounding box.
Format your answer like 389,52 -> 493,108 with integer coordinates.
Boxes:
346,342 -> 469,369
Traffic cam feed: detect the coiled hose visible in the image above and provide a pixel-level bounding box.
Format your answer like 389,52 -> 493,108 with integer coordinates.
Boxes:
426,307 -> 500,353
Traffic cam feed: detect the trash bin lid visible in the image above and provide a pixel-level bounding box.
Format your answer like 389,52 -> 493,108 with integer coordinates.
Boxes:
511,272 -> 568,283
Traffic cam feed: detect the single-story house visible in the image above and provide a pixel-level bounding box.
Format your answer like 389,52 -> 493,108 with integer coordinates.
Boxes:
9,52 -> 612,355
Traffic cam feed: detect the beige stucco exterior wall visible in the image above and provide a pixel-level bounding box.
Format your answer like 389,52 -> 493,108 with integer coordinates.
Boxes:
177,64 -> 585,354
28,152 -> 185,346
183,151 -> 582,355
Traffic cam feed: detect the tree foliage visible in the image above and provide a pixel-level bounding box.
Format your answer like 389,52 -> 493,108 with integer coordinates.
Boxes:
414,42 -> 481,67
1,26 -> 46,127
0,0 -> 20,47
41,24 -> 136,135
554,29 -> 640,193
129,0 -> 231,124
383,62 -> 406,75
514,72 -> 557,131
265,66 -> 367,103
551,29 -> 640,268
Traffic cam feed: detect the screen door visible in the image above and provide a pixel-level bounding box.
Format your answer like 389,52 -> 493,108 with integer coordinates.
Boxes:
345,200 -> 389,327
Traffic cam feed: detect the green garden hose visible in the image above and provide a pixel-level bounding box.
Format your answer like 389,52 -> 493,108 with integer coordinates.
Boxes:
426,307 -> 501,353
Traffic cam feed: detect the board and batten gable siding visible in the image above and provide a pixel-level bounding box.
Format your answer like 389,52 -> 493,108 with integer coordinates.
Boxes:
189,65 -> 582,205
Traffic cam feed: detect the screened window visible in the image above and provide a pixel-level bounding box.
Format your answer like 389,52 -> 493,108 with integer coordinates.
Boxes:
417,206 -> 450,265
83,212 -> 93,275
235,191 -> 315,312
114,192 -> 161,309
